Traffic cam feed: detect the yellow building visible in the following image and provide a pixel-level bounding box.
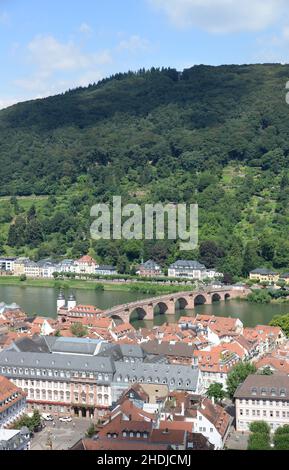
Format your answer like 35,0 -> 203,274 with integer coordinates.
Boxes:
13,258 -> 28,276
249,269 -> 280,284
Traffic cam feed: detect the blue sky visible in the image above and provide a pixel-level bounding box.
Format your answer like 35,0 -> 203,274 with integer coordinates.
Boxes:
1,0 -> 289,108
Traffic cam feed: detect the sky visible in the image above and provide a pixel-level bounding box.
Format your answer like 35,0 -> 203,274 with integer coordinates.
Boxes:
1,0 -> 289,109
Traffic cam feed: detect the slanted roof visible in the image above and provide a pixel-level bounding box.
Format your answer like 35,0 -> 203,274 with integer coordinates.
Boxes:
234,374 -> 289,400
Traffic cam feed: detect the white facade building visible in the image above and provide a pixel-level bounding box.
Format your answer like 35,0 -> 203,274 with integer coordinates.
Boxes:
168,260 -> 222,280
235,374 -> 289,432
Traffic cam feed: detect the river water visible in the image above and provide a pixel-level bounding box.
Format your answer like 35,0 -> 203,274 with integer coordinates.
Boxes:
0,285 -> 288,328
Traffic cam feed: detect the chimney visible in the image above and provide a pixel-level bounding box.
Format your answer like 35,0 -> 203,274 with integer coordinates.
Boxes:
181,402 -> 185,416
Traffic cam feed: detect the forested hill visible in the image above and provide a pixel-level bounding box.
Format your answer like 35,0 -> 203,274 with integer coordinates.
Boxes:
2,64 -> 289,278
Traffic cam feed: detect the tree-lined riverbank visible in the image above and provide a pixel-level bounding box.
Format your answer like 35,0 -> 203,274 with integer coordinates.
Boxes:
0,276 -> 194,295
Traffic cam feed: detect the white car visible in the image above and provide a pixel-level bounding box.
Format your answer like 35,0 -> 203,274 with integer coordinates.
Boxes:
59,416 -> 72,423
42,414 -> 54,421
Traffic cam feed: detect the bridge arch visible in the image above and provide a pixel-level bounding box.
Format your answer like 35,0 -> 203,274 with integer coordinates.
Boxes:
130,307 -> 147,322
225,293 -> 231,301
212,293 -> 221,303
194,294 -> 207,306
154,302 -> 168,315
175,297 -> 189,310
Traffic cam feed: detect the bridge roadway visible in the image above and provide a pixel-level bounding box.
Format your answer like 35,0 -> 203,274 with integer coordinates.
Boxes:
102,287 -> 249,324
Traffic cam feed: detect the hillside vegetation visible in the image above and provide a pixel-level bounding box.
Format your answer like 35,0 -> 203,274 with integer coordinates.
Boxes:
1,64 -> 289,279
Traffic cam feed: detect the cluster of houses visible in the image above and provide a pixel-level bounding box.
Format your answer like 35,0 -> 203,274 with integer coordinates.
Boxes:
0,256 -> 223,281
0,255 -> 118,279
0,292 -> 289,449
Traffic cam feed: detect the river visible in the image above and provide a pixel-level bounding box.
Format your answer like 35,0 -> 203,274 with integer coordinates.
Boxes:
0,285 -> 288,328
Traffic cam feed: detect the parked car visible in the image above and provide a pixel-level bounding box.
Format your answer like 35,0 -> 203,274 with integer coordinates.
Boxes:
42,414 -> 54,421
59,416 -> 72,423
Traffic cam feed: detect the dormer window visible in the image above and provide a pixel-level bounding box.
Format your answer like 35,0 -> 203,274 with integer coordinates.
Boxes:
252,388 -> 257,396
280,389 -> 286,397
271,388 -> 276,397
261,388 -> 267,396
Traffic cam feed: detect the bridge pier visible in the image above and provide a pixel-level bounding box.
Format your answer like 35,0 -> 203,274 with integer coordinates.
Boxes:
166,299 -> 176,315
145,304 -> 154,321
186,295 -> 195,310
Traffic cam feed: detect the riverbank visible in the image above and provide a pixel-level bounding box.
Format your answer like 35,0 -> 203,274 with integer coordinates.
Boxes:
0,276 -> 193,295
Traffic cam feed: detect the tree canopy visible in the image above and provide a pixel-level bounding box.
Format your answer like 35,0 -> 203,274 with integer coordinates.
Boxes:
2,65 -> 289,274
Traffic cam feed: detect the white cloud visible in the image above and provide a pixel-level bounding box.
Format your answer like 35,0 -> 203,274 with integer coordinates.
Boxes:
79,22 -> 93,35
10,35 -> 114,104
117,35 -> 151,53
26,35 -> 112,74
149,0 -> 286,34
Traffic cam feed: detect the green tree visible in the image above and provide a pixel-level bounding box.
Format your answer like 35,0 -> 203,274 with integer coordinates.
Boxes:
206,383 -> 225,402
273,426 -> 289,450
269,313 -> 289,336
226,362 -> 257,399
249,421 -> 270,435
71,323 -> 88,338
86,423 -> 96,438
248,433 -> 271,450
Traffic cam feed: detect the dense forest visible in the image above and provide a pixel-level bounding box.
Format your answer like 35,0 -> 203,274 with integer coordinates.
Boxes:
1,64 -> 289,280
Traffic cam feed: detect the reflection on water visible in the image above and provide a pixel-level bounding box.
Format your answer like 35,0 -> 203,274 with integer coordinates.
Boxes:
131,299 -> 289,329
0,285 -> 288,328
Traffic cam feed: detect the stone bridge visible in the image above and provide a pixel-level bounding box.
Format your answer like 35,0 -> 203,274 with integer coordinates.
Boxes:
102,287 -> 250,324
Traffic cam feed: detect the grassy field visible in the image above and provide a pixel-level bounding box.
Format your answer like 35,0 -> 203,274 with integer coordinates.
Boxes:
0,276 -> 192,295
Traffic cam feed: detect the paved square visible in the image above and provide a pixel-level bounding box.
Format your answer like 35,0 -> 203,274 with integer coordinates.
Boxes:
30,418 -> 92,451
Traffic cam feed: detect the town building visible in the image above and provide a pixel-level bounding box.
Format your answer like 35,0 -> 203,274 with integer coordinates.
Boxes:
0,258 -> 16,273
249,268 -> 280,284
23,260 -> 41,278
195,342 -> 245,390
13,258 -> 29,276
160,392 -> 231,449
141,340 -> 198,366
0,375 -> 27,428
137,260 -> 163,277
0,428 -> 30,451
74,255 -> 98,275
168,260 -> 222,280
0,303 -> 27,323
0,337 -> 202,417
56,259 -> 75,274
57,293 -> 103,321
37,260 -> 58,278
234,374 -> 289,432
95,265 -> 118,276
